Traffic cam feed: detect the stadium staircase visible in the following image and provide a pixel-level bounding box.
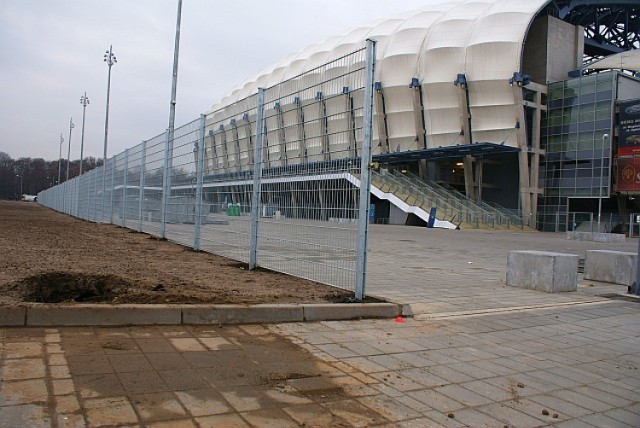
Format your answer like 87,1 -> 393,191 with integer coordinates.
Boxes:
371,170 -> 530,230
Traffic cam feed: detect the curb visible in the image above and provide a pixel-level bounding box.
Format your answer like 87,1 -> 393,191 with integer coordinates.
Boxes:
0,303 -> 405,327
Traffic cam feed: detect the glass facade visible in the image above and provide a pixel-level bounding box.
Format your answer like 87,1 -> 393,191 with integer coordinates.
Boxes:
538,71 -> 615,231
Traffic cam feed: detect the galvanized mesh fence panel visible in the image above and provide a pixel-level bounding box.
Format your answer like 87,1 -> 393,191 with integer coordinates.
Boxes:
141,132 -> 167,236
164,118 -> 201,247
37,43 -> 375,296
123,143 -> 143,229
253,48 -> 369,290
112,152 -> 126,225
201,93 -> 259,263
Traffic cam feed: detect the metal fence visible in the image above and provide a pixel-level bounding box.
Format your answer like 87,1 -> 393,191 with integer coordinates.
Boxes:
38,41 -> 376,299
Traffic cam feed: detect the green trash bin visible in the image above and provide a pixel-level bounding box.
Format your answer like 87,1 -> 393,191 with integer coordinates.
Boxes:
227,204 -> 241,216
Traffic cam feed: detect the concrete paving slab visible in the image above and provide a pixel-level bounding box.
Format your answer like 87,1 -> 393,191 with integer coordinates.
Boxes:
26,304 -> 182,326
182,304 -> 304,324
0,307 -> 26,326
303,303 -> 401,321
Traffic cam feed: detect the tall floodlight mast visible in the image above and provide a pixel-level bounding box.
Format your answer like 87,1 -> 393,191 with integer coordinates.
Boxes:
79,93 -> 90,175
103,46 -> 116,162
66,118 -> 75,182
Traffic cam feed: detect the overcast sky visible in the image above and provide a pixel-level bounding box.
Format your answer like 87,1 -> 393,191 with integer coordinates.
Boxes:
0,0 -> 434,161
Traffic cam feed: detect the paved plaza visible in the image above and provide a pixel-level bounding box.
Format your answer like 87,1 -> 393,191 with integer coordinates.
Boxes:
1,226 -> 640,426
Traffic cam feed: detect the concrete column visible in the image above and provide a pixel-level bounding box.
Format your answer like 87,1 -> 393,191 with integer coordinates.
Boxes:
262,124 -> 271,170
457,84 -> 472,146
411,82 -> 426,150
275,104 -> 288,166
344,90 -> 357,158
317,93 -> 330,161
411,80 -> 428,179
209,132 -> 220,173
290,183 -> 298,219
476,157 -> 483,202
513,85 -> 532,226
463,155 -> 475,200
318,181 -> 326,221
204,132 -> 215,175
243,117 -> 254,167
218,126 -> 229,172
230,119 -> 241,172
528,86 -> 544,227
295,98 -> 307,164
374,85 -> 389,153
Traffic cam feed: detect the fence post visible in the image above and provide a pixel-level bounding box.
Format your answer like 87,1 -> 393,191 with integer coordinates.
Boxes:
122,149 -> 129,227
79,178 -> 82,217
74,179 -> 78,217
355,39 -> 377,301
101,159 -> 107,223
138,141 -> 146,233
86,173 -> 90,219
93,168 -> 98,221
249,88 -> 266,270
109,157 -> 116,224
194,114 -> 206,250
161,129 -> 171,239
100,162 -> 105,220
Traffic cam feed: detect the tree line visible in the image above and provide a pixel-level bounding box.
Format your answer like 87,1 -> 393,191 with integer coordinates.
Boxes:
0,152 -> 103,200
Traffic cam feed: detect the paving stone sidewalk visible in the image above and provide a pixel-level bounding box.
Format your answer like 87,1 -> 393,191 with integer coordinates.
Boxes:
2,227 -> 640,426
0,324 -> 396,427
273,300 -> 640,427
2,299 -> 639,427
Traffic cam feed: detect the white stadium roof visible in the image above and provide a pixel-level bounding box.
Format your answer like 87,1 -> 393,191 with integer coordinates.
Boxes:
209,0 -> 551,149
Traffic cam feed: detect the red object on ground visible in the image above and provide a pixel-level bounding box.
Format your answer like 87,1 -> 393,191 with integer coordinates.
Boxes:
396,317 -> 404,323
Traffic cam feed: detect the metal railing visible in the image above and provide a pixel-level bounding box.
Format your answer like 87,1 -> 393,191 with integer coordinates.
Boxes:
38,42 -> 377,299
373,170 -> 523,229
416,174 -> 524,229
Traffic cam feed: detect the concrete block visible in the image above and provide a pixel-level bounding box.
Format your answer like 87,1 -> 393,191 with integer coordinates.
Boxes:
182,304 -> 303,324
566,232 -> 626,243
506,250 -> 578,293
303,303 -> 401,321
593,233 -> 626,243
26,305 -> 181,326
0,306 -> 26,326
585,250 -> 637,286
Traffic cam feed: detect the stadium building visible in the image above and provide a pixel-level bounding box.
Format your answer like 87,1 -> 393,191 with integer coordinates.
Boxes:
205,0 -> 639,232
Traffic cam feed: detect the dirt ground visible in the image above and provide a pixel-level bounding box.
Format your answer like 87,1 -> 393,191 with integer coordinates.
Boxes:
0,201 -> 367,305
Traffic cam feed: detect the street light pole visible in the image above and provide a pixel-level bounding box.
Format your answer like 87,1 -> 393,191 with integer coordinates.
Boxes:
168,0 -> 183,148
58,133 -> 64,185
79,93 -> 90,175
66,117 -> 75,182
598,133 -> 609,231
102,46 -> 116,222
103,46 -> 116,162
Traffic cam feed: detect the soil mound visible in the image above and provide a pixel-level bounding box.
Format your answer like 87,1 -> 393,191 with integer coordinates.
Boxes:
16,272 -> 127,303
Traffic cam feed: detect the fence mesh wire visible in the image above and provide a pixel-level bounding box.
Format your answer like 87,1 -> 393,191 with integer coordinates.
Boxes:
38,45 -> 373,294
